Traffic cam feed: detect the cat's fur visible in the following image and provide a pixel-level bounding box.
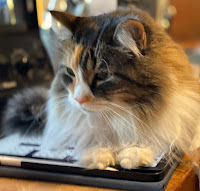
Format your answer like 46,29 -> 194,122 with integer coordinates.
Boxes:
2,87 -> 47,136
2,8 -> 200,169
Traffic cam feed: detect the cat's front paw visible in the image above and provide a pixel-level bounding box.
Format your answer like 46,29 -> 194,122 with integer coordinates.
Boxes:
116,147 -> 155,169
80,148 -> 116,170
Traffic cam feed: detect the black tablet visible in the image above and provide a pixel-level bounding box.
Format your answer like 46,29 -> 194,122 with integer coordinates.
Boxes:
0,134 -> 178,191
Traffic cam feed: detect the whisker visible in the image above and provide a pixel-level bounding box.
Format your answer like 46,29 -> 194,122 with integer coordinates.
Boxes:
105,102 -> 149,128
105,109 -> 136,142
106,105 -> 163,147
106,107 -> 145,139
53,94 -> 69,99
100,58 -> 111,73
101,100 -> 142,109
100,110 -> 119,142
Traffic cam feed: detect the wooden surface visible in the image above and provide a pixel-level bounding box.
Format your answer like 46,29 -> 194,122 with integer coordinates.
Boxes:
0,178 -> 119,191
165,149 -> 200,191
0,149 -> 200,191
169,0 -> 200,43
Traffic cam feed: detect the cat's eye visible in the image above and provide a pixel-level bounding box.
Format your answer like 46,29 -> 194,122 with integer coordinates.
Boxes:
66,67 -> 75,77
96,72 -> 109,81
61,73 -> 73,84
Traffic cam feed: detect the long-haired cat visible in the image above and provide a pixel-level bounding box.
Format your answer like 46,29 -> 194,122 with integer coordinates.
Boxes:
2,7 -> 200,169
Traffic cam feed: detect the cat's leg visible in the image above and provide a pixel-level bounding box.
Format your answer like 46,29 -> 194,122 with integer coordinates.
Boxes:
80,147 -> 116,169
116,147 -> 155,169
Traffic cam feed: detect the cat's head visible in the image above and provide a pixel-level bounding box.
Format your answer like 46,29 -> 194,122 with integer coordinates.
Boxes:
50,9 -> 170,113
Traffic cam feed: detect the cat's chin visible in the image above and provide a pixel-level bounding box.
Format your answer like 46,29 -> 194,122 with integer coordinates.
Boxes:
81,103 -> 106,112
81,107 -> 95,113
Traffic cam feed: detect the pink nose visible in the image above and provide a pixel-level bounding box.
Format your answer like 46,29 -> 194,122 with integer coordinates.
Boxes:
75,95 -> 90,104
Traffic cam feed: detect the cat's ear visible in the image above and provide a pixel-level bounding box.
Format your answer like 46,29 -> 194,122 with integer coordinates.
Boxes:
50,11 -> 77,40
114,19 -> 147,57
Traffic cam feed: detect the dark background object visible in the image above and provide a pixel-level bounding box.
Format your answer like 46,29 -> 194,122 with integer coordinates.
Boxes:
0,0 -> 53,126
118,0 -> 158,18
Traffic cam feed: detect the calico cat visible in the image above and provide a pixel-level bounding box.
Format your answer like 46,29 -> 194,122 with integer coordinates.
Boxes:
2,7 -> 200,170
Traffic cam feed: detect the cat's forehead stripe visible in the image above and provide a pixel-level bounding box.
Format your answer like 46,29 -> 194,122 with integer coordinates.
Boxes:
78,47 -> 97,71
71,45 -> 83,72
90,48 -> 97,70
79,48 -> 89,71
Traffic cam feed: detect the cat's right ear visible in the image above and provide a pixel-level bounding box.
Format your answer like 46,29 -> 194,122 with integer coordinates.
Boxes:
114,19 -> 147,57
50,11 -> 77,40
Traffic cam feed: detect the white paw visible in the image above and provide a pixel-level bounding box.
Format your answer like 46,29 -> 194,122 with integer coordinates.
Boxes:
80,148 -> 116,170
116,147 -> 155,169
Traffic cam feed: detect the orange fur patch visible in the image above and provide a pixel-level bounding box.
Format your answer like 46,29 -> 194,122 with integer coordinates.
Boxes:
68,82 -> 75,97
68,45 -> 83,97
70,45 -> 83,74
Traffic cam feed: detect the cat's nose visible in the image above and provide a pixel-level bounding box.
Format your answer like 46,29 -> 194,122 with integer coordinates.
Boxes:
74,83 -> 91,104
74,95 -> 90,104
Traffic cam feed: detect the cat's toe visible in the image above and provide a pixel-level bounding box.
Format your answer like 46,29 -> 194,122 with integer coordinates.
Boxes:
120,158 -> 134,169
96,162 -> 106,170
80,148 -> 116,170
117,147 -> 155,169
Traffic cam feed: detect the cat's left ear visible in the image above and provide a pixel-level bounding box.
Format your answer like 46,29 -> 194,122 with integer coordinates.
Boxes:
114,19 -> 147,57
50,10 -> 77,40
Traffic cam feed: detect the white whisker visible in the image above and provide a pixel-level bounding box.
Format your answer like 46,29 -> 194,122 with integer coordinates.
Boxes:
106,105 -> 163,148
103,110 -> 126,142
105,109 -> 136,142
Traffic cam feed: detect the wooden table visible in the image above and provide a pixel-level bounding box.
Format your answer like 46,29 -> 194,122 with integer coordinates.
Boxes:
0,149 -> 199,191
165,148 -> 200,191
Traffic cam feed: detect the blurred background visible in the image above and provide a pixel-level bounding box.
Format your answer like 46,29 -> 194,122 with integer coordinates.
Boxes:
0,0 -> 200,122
